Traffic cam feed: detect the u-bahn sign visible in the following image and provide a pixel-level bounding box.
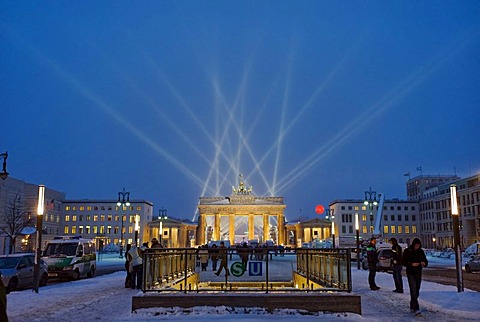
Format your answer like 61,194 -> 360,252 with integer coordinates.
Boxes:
230,261 -> 263,277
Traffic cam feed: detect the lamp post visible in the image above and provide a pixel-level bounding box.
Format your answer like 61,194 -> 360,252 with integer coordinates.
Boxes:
158,207 -> 168,247
450,184 -> 464,292
355,213 -> 360,270
33,184 -> 45,293
117,188 -> 130,258
0,151 -> 8,180
432,236 -> 436,250
326,208 -> 335,248
364,187 -> 378,238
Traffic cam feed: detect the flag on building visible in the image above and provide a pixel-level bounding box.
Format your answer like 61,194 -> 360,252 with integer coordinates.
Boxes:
47,199 -> 55,210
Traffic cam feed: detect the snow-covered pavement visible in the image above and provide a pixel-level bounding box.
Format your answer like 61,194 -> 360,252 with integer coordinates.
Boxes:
5,254 -> 480,321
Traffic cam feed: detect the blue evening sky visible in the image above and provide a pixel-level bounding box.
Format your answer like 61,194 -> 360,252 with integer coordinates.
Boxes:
1,1 -> 479,221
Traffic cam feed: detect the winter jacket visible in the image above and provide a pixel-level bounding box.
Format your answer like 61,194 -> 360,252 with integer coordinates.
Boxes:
366,242 -> 378,269
402,239 -> 428,275
391,244 -> 403,266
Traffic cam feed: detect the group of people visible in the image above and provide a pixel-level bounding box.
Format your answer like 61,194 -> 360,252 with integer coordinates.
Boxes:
125,238 -> 163,289
366,236 -> 428,315
196,242 -> 229,275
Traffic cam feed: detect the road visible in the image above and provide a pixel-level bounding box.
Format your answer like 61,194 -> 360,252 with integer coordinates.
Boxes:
423,267 -> 480,292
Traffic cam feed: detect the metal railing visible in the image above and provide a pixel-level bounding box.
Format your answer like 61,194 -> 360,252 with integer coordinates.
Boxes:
141,247 -> 351,293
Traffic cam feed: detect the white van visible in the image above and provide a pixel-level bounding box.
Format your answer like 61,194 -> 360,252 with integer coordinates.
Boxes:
42,236 -> 96,280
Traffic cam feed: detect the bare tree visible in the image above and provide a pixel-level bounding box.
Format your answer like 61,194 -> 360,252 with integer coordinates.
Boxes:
0,193 -> 34,254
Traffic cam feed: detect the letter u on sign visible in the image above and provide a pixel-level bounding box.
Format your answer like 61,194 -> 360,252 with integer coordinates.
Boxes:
248,261 -> 262,276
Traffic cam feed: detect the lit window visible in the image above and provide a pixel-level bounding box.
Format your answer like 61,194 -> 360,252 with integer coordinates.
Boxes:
87,206 -> 92,211
86,215 -> 91,221
412,226 -> 417,234
107,226 -> 112,234
137,206 -> 142,211
64,226 -> 69,234
391,226 -> 396,234
65,215 -> 70,222
79,226 -> 84,234
107,215 -> 112,221
129,226 -> 133,234
362,214 -> 367,222
398,226 -> 403,234
361,206 -> 366,211
86,226 -> 91,234
93,226 -> 98,234
72,206 -> 76,211
65,206 -> 70,211
79,206 -> 85,211
405,226 -> 410,234
101,215 -> 105,221
383,226 -> 389,234
94,215 -> 98,222
362,226 -> 367,234
72,215 -> 77,222
100,226 -> 105,234
72,226 -> 77,234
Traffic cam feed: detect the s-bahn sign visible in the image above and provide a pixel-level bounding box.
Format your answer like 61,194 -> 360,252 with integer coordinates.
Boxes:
230,261 -> 263,277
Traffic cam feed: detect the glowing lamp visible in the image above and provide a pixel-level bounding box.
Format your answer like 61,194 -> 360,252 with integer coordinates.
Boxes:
315,204 -> 325,215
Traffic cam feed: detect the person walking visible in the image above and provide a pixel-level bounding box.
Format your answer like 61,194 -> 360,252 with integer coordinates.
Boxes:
214,241 -> 230,276
402,238 -> 428,315
151,238 -> 162,249
366,237 -> 380,290
390,238 -> 404,293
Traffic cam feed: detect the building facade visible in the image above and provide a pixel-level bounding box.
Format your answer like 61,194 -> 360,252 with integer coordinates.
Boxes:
329,198 -> 419,247
196,178 -> 286,246
61,199 -> 154,251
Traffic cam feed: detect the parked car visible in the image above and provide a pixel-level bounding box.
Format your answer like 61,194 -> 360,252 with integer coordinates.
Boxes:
362,248 -> 393,271
0,253 -> 48,293
465,255 -> 480,273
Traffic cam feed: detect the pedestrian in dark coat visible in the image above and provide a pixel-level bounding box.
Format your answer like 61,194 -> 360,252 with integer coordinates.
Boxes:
402,238 -> 428,315
124,244 -> 132,288
210,244 -> 219,271
366,237 -> 380,290
390,237 -> 404,293
214,241 -> 230,276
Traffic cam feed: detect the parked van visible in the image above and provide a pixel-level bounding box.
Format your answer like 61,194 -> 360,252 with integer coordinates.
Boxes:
42,236 -> 96,280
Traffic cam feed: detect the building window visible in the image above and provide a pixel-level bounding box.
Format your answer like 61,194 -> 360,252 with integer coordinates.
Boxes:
128,226 -> 133,234
114,226 -> 119,234
72,226 -> 77,234
72,206 -> 77,211
341,206 -> 345,210
405,215 -> 409,221
361,206 -> 366,211
94,215 -> 98,222
101,215 -> 105,221
362,226 -> 367,234
65,206 -> 70,211
136,206 -> 142,211
65,215 -> 70,222
72,215 -> 77,222
384,215 -> 388,221
412,215 -> 416,221
108,215 -> 112,221
64,226 -> 69,234
86,215 -> 91,221
79,226 -> 83,234
398,226 -> 403,234
405,226 -> 410,234
93,226 -> 98,234
115,215 -> 119,221
390,226 -> 396,234
412,226 -> 417,234
342,226 -> 346,234
384,226 -> 388,234
398,215 -> 402,221
87,206 -> 92,211
107,226 -> 112,234
391,215 -> 395,221
79,215 -> 83,221
362,214 -> 367,222
349,226 -> 353,234
79,206 -> 85,211
99,226 -> 105,234
86,226 -> 91,234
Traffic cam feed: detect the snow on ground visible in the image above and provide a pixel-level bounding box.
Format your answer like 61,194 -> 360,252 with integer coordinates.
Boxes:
6,253 -> 480,321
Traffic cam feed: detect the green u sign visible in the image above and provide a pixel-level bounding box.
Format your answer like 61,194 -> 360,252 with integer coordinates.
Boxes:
230,262 -> 246,277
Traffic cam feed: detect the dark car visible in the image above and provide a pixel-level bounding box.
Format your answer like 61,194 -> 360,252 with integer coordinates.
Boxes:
465,255 -> 480,273
0,253 -> 48,293
362,248 -> 393,271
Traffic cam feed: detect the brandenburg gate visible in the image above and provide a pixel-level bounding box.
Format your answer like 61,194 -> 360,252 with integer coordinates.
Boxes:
196,176 -> 286,246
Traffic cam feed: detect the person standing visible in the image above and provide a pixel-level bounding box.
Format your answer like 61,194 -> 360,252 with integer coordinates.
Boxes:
199,245 -> 209,271
127,244 -> 144,289
214,241 -> 230,276
124,244 -> 132,288
390,238 -> 404,293
210,244 -> 219,271
0,270 -> 8,322
367,237 -> 380,290
402,238 -> 428,315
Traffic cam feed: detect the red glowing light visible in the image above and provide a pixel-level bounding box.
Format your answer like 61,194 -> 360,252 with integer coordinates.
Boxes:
315,204 -> 325,215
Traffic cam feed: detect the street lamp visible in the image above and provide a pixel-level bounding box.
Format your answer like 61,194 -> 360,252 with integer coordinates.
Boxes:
33,184 -> 45,293
355,213 -> 360,270
158,207 -> 168,247
432,236 -> 436,250
326,209 -> 335,248
0,151 -> 8,180
117,188 -> 130,258
450,184 -> 463,292
364,187 -> 378,237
